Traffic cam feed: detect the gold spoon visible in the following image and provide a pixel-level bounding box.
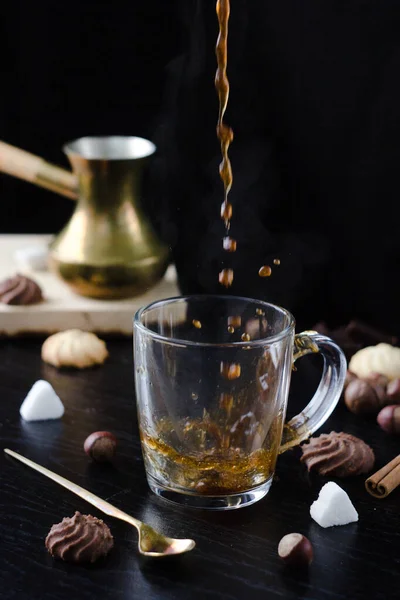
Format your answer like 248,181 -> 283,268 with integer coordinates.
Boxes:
4,448 -> 195,558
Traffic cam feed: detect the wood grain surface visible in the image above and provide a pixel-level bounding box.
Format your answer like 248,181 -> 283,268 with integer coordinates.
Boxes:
0,338 -> 399,600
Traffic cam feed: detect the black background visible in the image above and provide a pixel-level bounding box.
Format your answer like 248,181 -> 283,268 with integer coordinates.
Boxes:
3,1 -> 400,333
0,0 -> 181,234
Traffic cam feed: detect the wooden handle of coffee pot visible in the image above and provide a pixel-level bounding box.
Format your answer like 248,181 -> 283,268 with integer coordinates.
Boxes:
0,141 -> 78,200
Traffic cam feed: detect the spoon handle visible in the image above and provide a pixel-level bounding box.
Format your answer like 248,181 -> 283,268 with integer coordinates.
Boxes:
4,448 -> 141,528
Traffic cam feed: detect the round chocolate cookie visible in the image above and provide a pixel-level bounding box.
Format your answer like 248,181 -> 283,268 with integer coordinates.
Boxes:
0,274 -> 43,305
45,512 -> 114,564
300,431 -> 375,477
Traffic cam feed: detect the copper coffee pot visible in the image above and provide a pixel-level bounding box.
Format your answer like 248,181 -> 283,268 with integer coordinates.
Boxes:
0,136 -> 170,299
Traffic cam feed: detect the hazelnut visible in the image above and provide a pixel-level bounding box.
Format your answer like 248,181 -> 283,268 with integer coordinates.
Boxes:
344,373 -> 400,415
386,378 -> 400,403
377,405 -> 400,435
84,431 -> 117,463
344,379 -> 380,415
278,533 -> 313,567
365,375 -> 388,405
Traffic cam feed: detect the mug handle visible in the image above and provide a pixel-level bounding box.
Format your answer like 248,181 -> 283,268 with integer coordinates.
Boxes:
279,331 -> 347,453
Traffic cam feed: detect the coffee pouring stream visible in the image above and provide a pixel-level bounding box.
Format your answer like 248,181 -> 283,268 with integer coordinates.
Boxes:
0,137 -> 170,299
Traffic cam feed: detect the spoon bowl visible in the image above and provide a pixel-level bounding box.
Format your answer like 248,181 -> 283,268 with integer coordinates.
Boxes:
137,523 -> 195,557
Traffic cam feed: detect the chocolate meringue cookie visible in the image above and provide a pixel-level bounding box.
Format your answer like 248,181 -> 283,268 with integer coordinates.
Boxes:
45,512 -> 113,564
300,432 -> 375,477
0,274 -> 43,305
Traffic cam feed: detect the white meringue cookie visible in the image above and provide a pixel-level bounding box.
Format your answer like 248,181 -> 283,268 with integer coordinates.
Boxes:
42,329 -> 108,369
349,343 -> 400,380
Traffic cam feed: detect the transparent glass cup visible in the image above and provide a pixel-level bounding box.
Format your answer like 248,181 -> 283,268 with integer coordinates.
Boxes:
134,296 -> 346,510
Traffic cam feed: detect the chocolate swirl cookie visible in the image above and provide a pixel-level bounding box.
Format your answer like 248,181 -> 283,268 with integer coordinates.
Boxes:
45,512 -> 113,564
0,274 -> 43,305
300,432 -> 375,477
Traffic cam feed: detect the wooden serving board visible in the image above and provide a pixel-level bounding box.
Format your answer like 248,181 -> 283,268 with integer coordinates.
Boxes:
0,235 -> 180,336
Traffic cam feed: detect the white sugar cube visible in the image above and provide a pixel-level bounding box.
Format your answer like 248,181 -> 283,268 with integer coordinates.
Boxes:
20,380 -> 64,421
310,482 -> 358,528
14,245 -> 49,271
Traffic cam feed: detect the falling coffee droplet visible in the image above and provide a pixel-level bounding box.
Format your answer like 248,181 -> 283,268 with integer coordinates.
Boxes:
219,393 -> 234,414
223,236 -> 237,252
259,265 -> 272,278
241,333 -> 251,342
228,316 -> 242,328
220,361 -> 241,380
227,325 -> 235,334
256,308 -> 265,316
273,258 -> 281,266
219,268 -> 234,288
192,319 -> 202,329
221,201 -> 233,222
191,392 -> 199,400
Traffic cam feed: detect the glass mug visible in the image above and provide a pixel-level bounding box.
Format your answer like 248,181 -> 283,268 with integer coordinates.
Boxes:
134,296 -> 346,510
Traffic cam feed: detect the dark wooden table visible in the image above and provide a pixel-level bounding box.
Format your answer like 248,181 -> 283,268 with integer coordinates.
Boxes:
0,338 -> 399,600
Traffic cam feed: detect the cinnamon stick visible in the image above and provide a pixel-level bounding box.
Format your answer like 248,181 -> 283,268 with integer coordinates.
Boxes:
365,454 -> 400,498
